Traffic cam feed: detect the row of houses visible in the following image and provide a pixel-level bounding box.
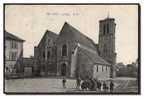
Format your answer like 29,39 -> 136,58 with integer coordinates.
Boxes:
5,17 -> 116,80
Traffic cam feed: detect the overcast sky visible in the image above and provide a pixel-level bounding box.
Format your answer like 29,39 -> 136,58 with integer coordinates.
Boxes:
5,5 -> 138,64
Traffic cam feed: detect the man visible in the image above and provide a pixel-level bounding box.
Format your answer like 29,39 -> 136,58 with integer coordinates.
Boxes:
97,80 -> 102,92
103,82 -> 108,92
88,78 -> 95,91
62,78 -> 66,88
76,77 -> 81,89
110,81 -> 114,92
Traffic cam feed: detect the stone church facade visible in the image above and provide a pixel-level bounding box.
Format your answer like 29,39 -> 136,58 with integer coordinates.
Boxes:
34,17 -> 116,79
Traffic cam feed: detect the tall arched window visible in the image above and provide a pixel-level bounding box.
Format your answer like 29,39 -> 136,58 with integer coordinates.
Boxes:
97,66 -> 98,72
62,44 -> 67,56
103,25 -> 106,34
107,23 -> 109,33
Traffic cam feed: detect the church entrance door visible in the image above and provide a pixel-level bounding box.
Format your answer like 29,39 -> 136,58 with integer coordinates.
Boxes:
61,63 -> 67,76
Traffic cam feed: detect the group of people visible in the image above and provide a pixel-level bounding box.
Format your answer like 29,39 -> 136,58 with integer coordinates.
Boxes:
62,77 -> 114,92
79,78 -> 114,92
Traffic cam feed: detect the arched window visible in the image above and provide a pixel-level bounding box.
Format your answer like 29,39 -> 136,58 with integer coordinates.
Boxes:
62,44 -> 67,56
103,25 -> 106,34
107,23 -> 109,33
97,66 -> 98,72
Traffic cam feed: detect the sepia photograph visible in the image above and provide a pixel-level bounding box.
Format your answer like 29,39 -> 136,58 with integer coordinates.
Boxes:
4,3 -> 140,94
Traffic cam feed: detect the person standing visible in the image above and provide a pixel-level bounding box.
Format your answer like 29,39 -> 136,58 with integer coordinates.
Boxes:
88,78 -> 95,91
103,82 -> 108,92
110,81 -> 114,92
62,78 -> 66,88
76,77 -> 81,89
97,80 -> 102,92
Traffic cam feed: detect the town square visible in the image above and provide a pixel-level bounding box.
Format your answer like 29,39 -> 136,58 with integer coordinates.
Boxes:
4,4 -> 139,94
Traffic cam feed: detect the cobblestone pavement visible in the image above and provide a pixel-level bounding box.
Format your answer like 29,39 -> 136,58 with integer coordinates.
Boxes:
5,78 -> 138,93
5,78 -> 76,93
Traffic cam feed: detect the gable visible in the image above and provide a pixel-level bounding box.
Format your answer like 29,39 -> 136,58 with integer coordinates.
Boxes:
37,30 -> 58,48
57,22 -> 97,51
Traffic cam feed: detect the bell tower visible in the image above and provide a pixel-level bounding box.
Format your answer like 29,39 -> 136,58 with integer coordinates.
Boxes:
98,17 -> 116,78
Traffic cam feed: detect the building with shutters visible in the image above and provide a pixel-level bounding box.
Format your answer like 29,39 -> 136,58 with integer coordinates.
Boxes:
5,31 -> 25,77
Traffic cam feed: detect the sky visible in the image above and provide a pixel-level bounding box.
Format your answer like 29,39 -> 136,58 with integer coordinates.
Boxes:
5,5 -> 138,64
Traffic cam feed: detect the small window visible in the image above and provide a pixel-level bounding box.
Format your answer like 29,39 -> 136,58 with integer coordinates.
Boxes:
48,39 -> 50,43
43,51 -> 45,59
13,52 -> 17,60
6,67 -> 9,70
103,44 -> 107,55
9,52 -> 17,60
106,66 -> 107,71
103,25 -> 106,34
107,23 -> 109,33
11,41 -> 18,49
97,66 -> 98,72
102,66 -> 103,72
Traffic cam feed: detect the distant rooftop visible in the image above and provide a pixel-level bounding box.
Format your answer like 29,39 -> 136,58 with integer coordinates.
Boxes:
5,31 -> 25,42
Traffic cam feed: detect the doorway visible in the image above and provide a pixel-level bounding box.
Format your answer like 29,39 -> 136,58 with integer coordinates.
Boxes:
61,63 -> 67,76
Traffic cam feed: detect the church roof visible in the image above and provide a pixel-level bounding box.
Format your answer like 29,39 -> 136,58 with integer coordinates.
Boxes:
59,22 -> 97,51
5,31 -> 25,42
78,47 -> 110,66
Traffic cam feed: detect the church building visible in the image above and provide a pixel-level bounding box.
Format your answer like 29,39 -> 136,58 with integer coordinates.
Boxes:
34,17 -> 116,79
